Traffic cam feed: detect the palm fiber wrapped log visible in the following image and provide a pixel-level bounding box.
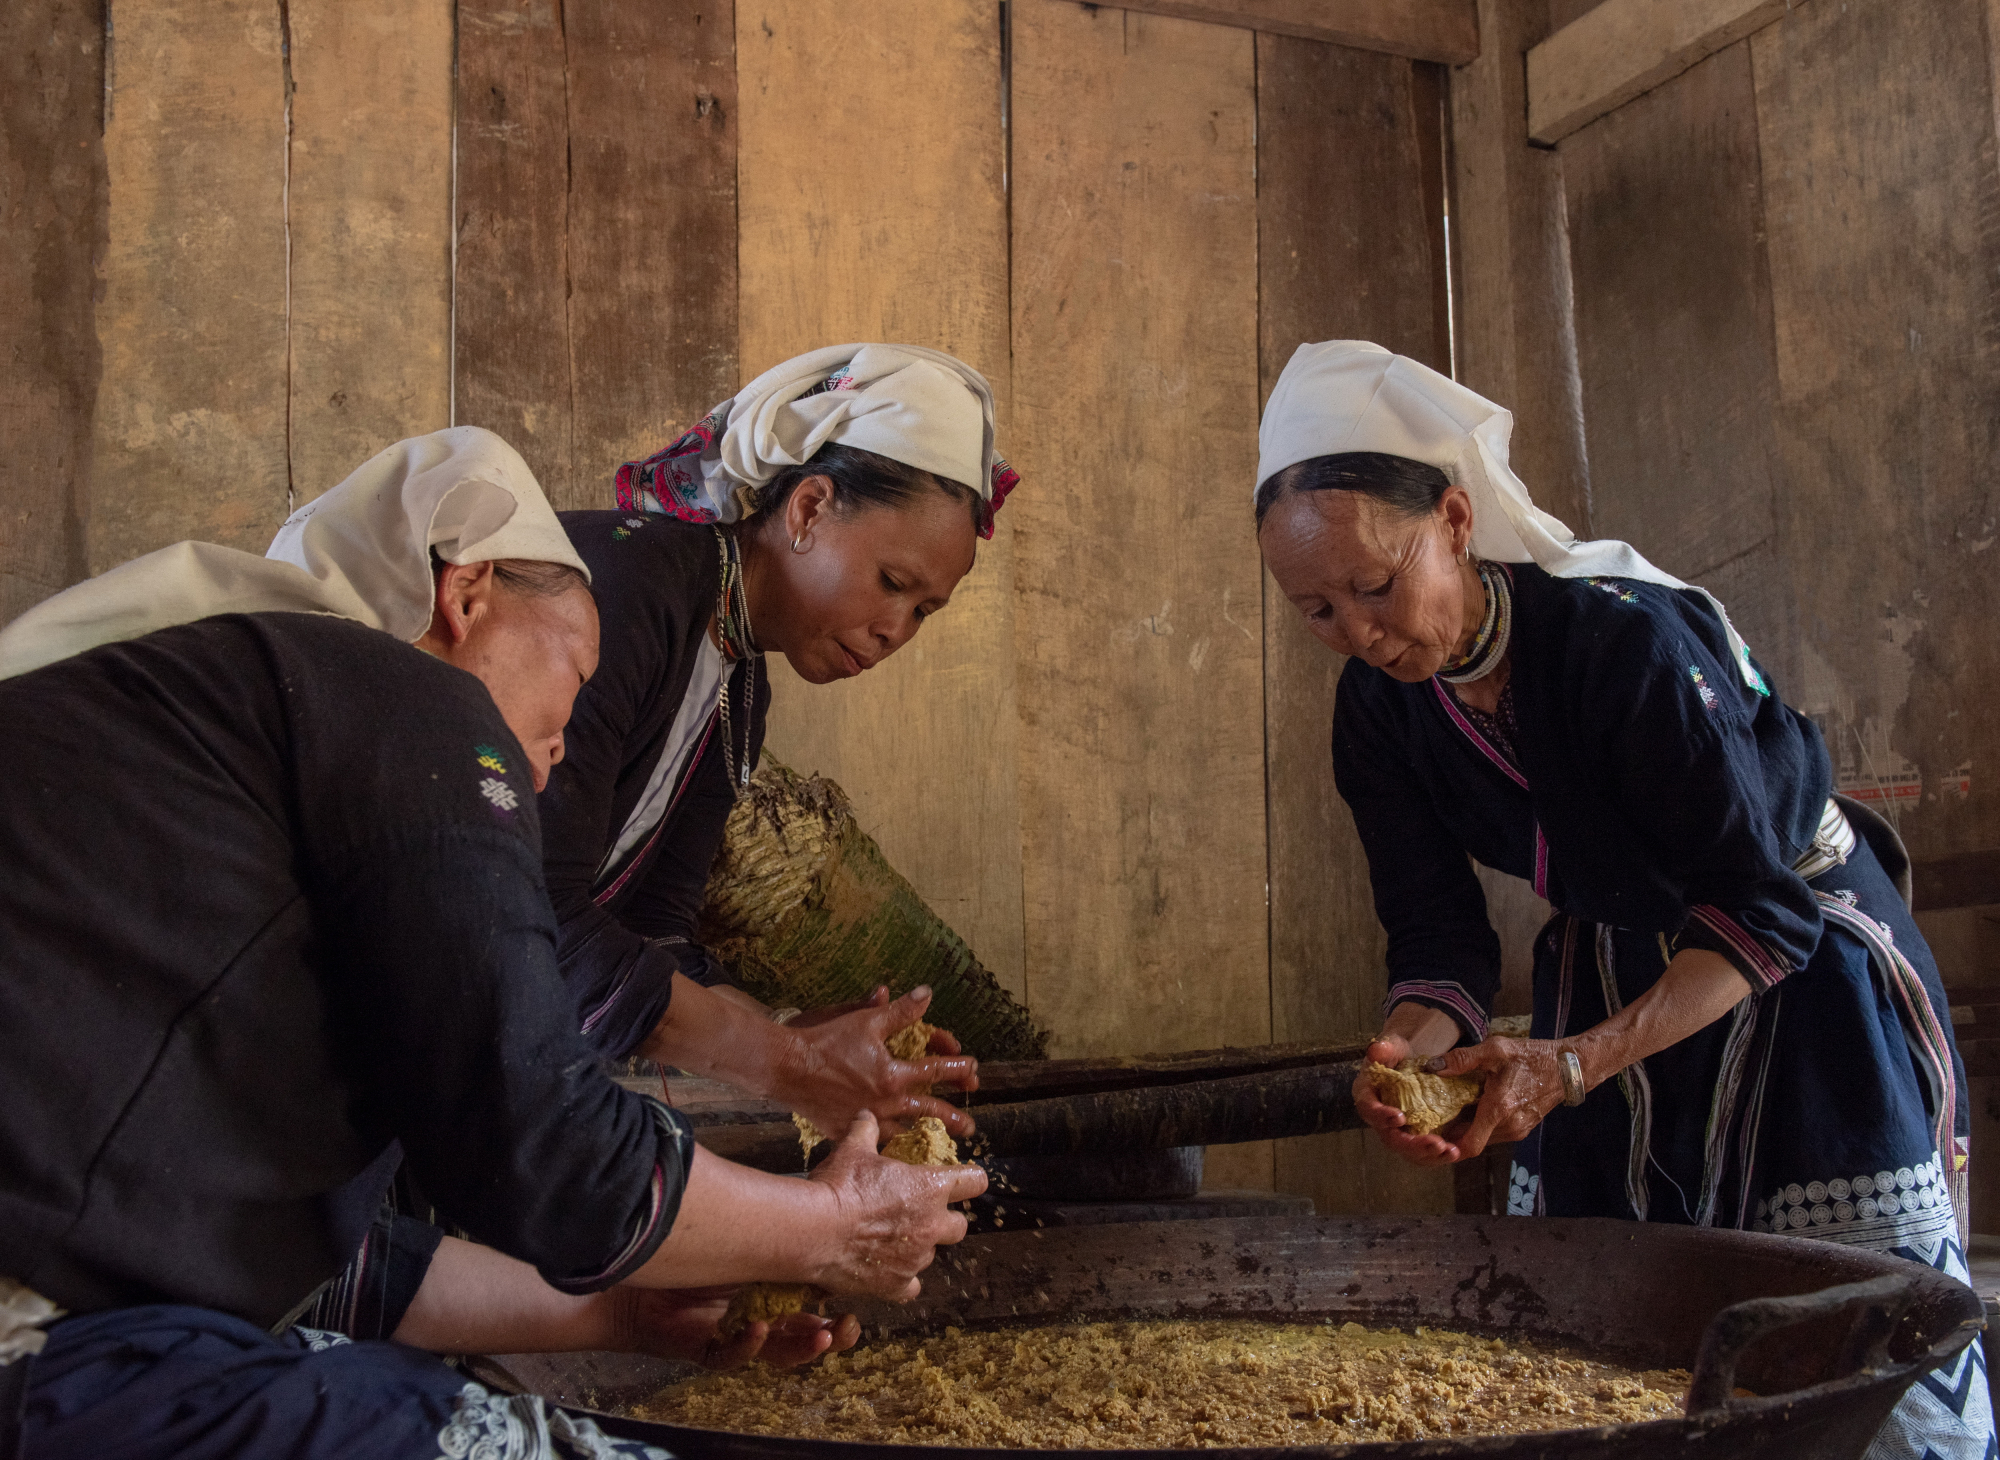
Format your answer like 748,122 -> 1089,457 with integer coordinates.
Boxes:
698,758 -> 1048,1061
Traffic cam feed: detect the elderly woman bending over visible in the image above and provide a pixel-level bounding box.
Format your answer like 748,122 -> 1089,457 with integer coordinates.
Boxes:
1254,342 -> 1987,1460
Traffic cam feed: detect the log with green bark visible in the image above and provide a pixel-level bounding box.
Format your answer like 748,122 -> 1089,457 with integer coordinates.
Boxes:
697,757 -> 1049,1061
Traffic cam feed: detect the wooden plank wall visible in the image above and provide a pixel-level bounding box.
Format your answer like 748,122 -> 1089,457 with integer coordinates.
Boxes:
88,0 -> 292,567
286,0 -> 454,503
0,0 -> 102,624
1008,0 -> 1273,1186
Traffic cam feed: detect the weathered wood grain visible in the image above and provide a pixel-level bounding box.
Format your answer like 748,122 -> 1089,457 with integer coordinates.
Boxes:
1110,0 -> 1477,63
0,0 -> 102,624
564,0 -> 736,502
1255,33 -> 1456,1216
1752,0 -> 2000,857
1449,0 -> 1594,537
1010,4 -> 1266,1070
88,0 -> 289,569
453,0 -> 575,502
1561,40 -> 1797,692
286,0 -> 453,502
1529,0 -> 1793,146
736,0 -> 1025,996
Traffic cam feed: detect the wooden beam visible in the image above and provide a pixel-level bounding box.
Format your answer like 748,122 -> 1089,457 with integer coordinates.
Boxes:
287,0 -> 454,503
1113,0 -> 1478,63
1527,0 -> 1797,146
0,0 -> 101,625
89,0 -> 290,568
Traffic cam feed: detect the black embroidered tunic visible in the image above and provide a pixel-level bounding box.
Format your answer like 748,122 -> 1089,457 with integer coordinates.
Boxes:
0,614 -> 691,1329
1332,566 -> 1968,1249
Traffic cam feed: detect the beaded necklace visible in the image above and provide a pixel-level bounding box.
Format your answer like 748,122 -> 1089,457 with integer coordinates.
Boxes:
712,528 -> 758,794
1439,559 -> 1512,685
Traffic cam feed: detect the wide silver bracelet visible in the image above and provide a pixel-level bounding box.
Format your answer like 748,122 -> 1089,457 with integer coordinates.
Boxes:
1558,1048 -> 1587,1107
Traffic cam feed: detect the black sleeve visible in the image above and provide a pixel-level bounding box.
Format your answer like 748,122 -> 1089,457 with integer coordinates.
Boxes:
319,823 -> 694,1292
1331,668 -> 1501,1042
280,624 -> 696,1293
1572,595 -> 1824,992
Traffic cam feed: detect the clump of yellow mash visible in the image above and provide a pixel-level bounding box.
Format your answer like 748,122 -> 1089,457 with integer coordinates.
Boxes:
791,1019 -> 945,1157
723,1103 -> 962,1339
1365,1059 -> 1483,1135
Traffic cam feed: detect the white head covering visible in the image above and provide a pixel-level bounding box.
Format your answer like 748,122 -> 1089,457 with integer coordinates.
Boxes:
1256,340 -> 1765,689
0,427 -> 586,681
617,343 -> 1015,531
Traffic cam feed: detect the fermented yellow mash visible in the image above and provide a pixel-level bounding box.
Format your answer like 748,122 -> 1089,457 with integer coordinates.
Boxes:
636,1318 -> 1687,1446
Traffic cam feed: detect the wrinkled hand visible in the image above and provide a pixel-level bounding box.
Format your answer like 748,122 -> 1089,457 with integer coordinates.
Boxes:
804,1111 -> 988,1301
790,986 -> 963,1055
1429,1038 -> 1569,1159
1355,1034 -> 1569,1166
1353,1033 -> 1462,1168
778,986 -> 978,1139
613,1285 -> 861,1370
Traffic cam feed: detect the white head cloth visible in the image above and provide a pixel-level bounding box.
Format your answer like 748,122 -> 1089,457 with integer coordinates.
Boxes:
1256,340 -> 1763,689
0,427 -> 586,681
619,343 -> 1011,527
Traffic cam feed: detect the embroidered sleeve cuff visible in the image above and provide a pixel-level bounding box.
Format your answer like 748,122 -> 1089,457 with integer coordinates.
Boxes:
299,1213 -> 445,1342
543,1098 -> 694,1294
1384,980 -> 1490,1044
1678,905 -> 1793,992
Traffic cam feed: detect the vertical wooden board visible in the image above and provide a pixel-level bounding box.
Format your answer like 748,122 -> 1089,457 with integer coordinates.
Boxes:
565,0 -> 737,497
1448,0 -> 1594,535
287,0 -> 454,503
736,0 -> 1025,999
1010,1 -> 1264,1058
0,0 -> 102,624
454,0 -> 575,503
1256,33 -> 1457,1215
89,0 -> 289,569
1561,40 -> 1794,683
1752,0 -> 2000,855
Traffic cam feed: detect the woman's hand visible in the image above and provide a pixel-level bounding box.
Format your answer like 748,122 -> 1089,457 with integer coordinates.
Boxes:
1426,1038 -> 1570,1159
802,1111 -> 988,1301
1352,1001 -> 1466,1167
611,1285 -> 861,1370
790,985 -> 964,1055
776,986 -> 979,1139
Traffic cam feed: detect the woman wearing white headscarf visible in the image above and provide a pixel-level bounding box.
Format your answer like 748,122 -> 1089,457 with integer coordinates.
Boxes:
1256,342 -> 1987,1460
418,343 -> 1022,1147
0,428 -> 984,1459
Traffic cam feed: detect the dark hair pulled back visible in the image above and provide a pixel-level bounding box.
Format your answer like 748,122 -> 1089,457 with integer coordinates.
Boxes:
1252,451 -> 1450,527
757,442 -> 982,532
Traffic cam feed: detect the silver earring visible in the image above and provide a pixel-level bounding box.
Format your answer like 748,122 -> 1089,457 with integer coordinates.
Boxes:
791,532 -> 813,555
1461,543 -> 1471,564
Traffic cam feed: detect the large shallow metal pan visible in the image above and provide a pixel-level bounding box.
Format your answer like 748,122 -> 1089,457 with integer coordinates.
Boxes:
484,1214 -> 1983,1460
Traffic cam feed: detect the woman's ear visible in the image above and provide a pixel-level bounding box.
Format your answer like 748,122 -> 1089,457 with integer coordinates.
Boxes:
783,474 -> 838,547
425,560 -> 499,651
1439,484 -> 1475,558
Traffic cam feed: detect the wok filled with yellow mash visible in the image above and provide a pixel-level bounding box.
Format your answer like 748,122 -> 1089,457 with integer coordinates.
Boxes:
480,1213 -> 1981,1460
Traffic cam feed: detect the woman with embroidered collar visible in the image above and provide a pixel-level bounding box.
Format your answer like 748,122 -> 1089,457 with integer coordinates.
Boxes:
0,429 -> 985,1458
317,344 -> 1019,1146
1255,341 -> 1986,1459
